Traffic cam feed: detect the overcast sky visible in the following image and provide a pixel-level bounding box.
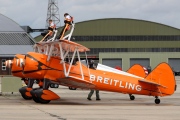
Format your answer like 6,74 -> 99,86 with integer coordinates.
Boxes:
0,0 -> 180,36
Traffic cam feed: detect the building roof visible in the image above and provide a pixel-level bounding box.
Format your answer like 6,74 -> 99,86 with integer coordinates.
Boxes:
35,18 -> 180,42
0,45 -> 33,57
0,13 -> 35,45
0,14 -> 24,32
71,18 -> 180,36
0,33 -> 35,45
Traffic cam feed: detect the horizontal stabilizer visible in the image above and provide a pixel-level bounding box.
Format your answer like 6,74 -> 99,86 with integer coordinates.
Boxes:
57,76 -> 95,89
139,79 -> 167,88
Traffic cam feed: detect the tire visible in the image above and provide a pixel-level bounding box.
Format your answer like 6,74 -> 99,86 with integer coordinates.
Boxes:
130,95 -> 135,100
54,84 -> 59,88
155,99 -> 160,104
71,87 -> 77,90
21,94 -> 32,100
69,87 -> 77,90
30,88 -> 41,103
50,84 -> 54,88
50,84 -> 59,88
38,98 -> 51,104
32,96 -> 40,103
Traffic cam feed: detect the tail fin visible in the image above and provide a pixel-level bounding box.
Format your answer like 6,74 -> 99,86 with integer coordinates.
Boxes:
127,64 -> 147,78
144,62 -> 176,96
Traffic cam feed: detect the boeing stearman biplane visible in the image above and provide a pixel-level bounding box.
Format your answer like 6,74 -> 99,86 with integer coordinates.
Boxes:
7,39 -> 176,104
5,55 -> 148,101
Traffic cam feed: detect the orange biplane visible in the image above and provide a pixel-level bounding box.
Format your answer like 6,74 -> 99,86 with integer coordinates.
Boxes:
6,39 -> 176,104
6,57 -> 148,101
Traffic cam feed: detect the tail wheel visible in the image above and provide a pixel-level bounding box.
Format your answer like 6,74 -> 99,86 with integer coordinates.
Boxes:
129,94 -> 135,100
155,98 -> 160,104
130,95 -> 135,100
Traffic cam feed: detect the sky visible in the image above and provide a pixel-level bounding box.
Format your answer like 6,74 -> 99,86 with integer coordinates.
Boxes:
0,0 -> 180,37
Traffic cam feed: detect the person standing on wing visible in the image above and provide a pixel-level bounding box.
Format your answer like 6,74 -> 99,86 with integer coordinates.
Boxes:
40,19 -> 56,42
58,13 -> 73,40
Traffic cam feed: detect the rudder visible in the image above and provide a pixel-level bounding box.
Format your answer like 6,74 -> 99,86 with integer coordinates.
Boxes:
145,62 -> 176,96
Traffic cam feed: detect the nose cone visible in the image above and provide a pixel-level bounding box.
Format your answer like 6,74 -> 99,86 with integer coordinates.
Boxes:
5,60 -> 13,68
11,54 -> 25,78
23,52 -> 46,79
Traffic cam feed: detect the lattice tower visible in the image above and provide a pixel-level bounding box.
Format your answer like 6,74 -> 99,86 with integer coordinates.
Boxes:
45,0 -> 60,28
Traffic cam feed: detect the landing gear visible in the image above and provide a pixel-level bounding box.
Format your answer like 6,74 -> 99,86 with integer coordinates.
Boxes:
69,87 -> 77,90
19,79 -> 35,100
30,79 -> 59,104
21,91 -> 32,100
38,98 -> 51,104
32,96 -> 40,103
30,88 -> 41,103
50,83 -> 59,88
155,96 -> 160,104
32,88 -> 51,104
30,89 -> 50,104
21,78 -> 28,85
129,94 -> 135,100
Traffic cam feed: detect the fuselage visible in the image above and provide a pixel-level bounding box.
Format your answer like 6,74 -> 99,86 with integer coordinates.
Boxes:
22,52 -> 158,96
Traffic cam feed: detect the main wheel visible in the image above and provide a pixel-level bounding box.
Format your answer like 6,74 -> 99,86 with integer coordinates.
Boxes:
19,86 -> 32,100
130,95 -> 135,100
32,95 -> 40,103
50,84 -> 59,88
30,88 -> 41,103
155,98 -> 160,104
54,84 -> 59,88
21,94 -> 32,100
38,98 -> 51,104
69,87 -> 77,90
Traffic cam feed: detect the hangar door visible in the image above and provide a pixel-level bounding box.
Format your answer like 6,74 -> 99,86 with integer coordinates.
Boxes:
130,58 -> 150,68
168,58 -> 180,72
102,59 -> 122,68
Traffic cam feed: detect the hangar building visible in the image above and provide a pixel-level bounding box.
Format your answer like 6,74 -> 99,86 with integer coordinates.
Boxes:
35,18 -> 180,73
0,14 -> 35,75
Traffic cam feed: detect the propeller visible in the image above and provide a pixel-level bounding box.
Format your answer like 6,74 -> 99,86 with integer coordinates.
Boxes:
5,60 -> 13,68
16,58 -> 25,68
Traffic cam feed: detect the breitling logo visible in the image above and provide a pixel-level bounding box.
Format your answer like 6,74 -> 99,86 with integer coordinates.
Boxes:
90,74 -> 142,91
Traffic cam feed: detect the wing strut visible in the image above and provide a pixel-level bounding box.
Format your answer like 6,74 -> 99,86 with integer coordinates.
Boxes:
58,42 -> 85,80
33,40 -> 90,80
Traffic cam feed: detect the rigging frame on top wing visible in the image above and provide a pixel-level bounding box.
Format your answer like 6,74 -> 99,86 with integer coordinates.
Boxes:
33,40 -> 90,80
63,23 -> 75,41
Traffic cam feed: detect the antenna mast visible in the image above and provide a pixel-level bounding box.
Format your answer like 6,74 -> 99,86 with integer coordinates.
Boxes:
46,0 -> 60,28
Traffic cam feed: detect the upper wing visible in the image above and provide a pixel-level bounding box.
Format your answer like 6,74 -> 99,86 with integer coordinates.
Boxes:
35,40 -> 90,52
